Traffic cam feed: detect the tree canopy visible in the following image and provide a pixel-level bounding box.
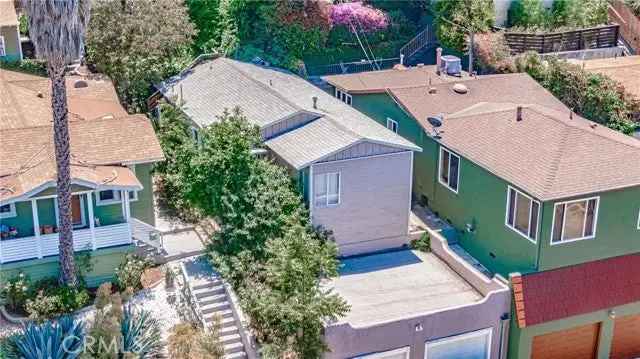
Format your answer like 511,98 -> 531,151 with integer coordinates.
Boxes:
434,0 -> 495,52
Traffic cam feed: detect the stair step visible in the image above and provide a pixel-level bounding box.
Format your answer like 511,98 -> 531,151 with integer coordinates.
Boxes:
193,285 -> 225,297
196,290 -> 227,302
218,325 -> 240,336
205,314 -> 236,327
224,351 -> 247,359
220,333 -> 242,345
193,279 -> 223,291
200,301 -> 231,314
223,341 -> 244,354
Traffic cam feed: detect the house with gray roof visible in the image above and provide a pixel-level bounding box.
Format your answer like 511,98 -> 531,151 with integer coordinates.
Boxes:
154,55 -> 421,256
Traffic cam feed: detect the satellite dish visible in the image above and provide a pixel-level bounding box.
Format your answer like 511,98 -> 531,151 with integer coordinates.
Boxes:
427,116 -> 442,128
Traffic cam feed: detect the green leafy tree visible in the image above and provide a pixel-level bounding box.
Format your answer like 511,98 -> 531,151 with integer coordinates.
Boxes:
85,0 -> 196,112
508,0 -> 550,28
434,0 -> 494,51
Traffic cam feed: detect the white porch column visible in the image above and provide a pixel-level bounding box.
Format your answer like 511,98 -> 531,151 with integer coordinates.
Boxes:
31,199 -> 42,258
122,190 -> 133,244
88,193 -> 96,251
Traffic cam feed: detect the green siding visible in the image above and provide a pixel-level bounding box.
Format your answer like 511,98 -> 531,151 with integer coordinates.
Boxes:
130,163 -> 155,226
0,201 -> 35,237
0,25 -> 22,62
93,193 -> 126,226
0,245 -> 132,288
37,198 -> 57,227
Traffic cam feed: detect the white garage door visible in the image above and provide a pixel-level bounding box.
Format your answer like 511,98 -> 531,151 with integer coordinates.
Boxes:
354,347 -> 410,359
425,328 -> 492,359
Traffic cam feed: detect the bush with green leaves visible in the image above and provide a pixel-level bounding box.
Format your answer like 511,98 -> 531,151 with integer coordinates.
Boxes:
410,233 -> 432,253
434,0 -> 494,52
0,59 -> 47,76
167,321 -> 224,359
24,284 -> 91,321
3,316 -> 85,359
0,272 -> 31,313
114,254 -> 153,291
507,0 -> 609,31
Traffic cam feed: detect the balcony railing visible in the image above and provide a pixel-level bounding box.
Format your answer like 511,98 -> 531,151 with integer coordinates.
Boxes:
0,222 -> 131,264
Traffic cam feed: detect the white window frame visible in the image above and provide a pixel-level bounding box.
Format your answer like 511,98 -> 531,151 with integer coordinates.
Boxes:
128,190 -> 139,202
550,196 -> 600,245
354,347 -> 410,359
386,118 -> 398,133
96,190 -> 122,206
637,208 -> 640,230
0,203 -> 16,219
314,172 -> 341,208
505,186 -> 540,243
424,328 -> 492,359
335,88 -> 352,106
438,147 -> 460,194
0,36 -> 5,57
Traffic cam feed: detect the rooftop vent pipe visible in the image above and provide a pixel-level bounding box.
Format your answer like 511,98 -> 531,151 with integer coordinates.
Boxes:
516,106 -> 523,121
312,96 -> 318,109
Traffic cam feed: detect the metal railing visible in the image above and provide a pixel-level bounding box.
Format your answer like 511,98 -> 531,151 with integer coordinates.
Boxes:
305,57 -> 400,77
399,25 -> 439,64
130,218 -> 164,253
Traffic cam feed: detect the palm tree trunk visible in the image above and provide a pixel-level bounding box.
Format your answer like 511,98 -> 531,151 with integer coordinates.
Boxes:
50,64 -> 77,287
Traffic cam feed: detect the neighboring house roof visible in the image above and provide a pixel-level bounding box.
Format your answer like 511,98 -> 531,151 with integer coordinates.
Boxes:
322,64 -> 470,94
388,73 -> 569,125
0,115 -> 164,203
0,0 -> 18,27
434,103 -> 640,201
0,69 -> 128,130
512,253 -> 640,328
156,56 -> 420,168
570,55 -> 640,100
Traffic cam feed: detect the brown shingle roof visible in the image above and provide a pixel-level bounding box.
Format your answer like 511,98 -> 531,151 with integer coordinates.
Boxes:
323,65 -> 470,94
512,253 -> 640,328
0,115 -> 164,202
570,55 -> 640,100
0,0 -> 18,27
434,103 -> 640,200
0,69 -> 128,130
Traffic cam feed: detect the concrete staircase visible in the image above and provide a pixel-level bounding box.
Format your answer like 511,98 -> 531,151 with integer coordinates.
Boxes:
182,258 -> 250,359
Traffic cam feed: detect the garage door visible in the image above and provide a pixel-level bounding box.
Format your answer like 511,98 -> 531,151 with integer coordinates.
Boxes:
531,323 -> 600,359
611,314 -> 640,359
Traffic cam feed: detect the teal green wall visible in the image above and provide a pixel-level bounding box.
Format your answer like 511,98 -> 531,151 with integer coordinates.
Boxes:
0,245 -> 132,288
0,201 -> 35,237
508,300 -> 640,359
0,25 -> 22,62
130,163 -> 155,226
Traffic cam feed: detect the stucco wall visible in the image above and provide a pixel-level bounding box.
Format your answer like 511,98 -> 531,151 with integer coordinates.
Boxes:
311,151 -> 413,256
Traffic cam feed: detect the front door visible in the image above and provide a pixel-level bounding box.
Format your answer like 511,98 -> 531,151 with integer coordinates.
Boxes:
71,194 -> 84,227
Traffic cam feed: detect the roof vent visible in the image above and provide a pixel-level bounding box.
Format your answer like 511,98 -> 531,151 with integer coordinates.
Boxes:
440,55 -> 462,76
312,96 -> 318,109
74,80 -> 89,88
516,106 -> 523,121
452,83 -> 468,94
428,87 -> 437,94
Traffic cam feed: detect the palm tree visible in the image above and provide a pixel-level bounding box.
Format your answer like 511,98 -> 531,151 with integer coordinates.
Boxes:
23,0 -> 91,286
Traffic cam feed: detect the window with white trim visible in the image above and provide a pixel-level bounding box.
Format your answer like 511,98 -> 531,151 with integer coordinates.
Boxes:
96,190 -> 138,205
314,172 -> 340,207
128,190 -> 139,202
551,197 -> 599,244
0,203 -> 16,219
506,186 -> 540,242
0,36 -> 5,57
425,328 -> 492,359
353,347 -> 410,359
386,118 -> 398,133
334,88 -> 352,106
438,147 -> 460,193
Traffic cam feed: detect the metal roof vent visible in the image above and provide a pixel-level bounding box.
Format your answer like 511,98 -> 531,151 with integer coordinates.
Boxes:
74,80 -> 89,88
440,55 -> 462,76
312,96 -> 318,109
452,83 -> 468,94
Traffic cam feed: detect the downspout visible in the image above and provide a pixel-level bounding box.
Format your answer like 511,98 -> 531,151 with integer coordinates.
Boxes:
498,312 -> 510,359
534,201 -> 545,271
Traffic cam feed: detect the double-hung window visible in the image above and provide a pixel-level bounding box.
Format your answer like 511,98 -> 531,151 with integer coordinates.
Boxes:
96,190 -> 138,205
0,203 -> 16,219
551,197 -> 599,244
314,172 -> 340,207
439,147 -> 460,193
334,88 -> 352,106
505,186 -> 540,242
386,118 -> 398,133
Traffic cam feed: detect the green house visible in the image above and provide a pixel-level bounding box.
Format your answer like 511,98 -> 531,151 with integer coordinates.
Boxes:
325,68 -> 640,359
0,1 -> 23,62
0,70 -> 163,288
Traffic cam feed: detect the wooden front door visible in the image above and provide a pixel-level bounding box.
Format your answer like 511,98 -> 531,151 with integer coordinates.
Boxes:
531,323 -> 600,359
611,314 -> 640,359
71,195 -> 83,226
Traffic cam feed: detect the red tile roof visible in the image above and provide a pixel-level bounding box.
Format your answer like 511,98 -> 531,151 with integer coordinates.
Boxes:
513,253 -> 640,328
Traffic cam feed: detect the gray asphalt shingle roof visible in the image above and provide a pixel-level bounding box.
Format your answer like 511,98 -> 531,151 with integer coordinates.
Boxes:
157,57 -> 420,168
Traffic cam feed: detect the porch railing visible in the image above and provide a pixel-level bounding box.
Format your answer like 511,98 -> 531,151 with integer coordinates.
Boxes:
0,222 -> 131,264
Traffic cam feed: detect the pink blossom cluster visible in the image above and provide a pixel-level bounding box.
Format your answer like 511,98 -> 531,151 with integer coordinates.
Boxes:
329,2 -> 388,32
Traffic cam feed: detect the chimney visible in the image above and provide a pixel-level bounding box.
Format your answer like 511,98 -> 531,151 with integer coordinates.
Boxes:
516,106 -> 523,121
312,96 -> 318,109
569,110 -> 574,120
436,48 -> 443,75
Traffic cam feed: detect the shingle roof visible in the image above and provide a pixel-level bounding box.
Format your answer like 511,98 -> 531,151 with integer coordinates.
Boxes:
0,0 -> 18,27
0,115 -> 164,202
0,69 -> 128,130
434,103 -> 640,200
512,253 -> 640,328
570,55 -> 640,100
323,65 -> 470,94
157,57 -> 420,167
388,73 -> 569,125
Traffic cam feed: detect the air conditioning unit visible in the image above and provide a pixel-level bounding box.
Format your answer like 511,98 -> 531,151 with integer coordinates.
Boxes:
440,55 -> 462,76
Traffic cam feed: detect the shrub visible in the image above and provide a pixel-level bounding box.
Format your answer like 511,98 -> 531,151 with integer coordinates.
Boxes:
626,0 -> 640,17
0,272 -> 31,313
0,59 -> 47,77
329,2 -> 389,32
167,321 -> 224,359
8,316 -> 85,359
121,306 -> 162,358
410,233 -> 432,252
84,283 -> 124,359
115,254 -> 152,292
24,286 -> 90,321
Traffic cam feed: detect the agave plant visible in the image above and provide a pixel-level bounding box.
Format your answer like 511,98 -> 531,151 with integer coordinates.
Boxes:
10,315 -> 85,359
121,305 -> 162,358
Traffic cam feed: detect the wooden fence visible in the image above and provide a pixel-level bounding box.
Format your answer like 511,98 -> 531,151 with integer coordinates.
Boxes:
504,24 -> 620,54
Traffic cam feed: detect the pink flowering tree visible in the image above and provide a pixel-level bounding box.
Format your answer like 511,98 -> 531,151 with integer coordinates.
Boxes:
329,2 -> 388,32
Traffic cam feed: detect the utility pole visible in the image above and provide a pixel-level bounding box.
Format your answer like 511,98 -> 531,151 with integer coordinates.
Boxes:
468,31 -> 474,74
